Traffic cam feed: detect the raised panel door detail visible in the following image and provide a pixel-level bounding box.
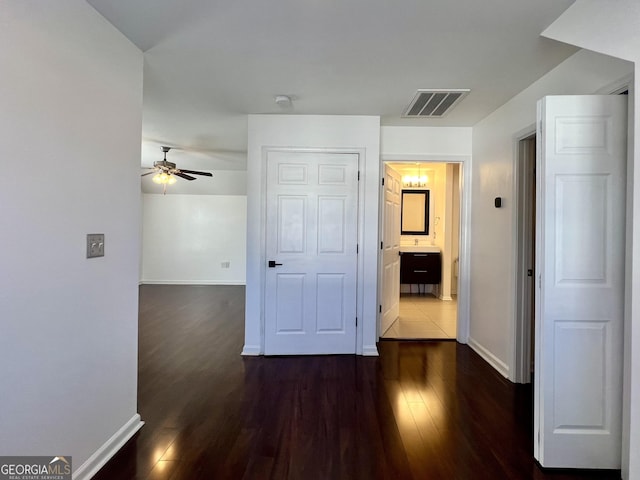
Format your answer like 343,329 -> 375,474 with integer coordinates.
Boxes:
275,274 -> 305,333
536,95 -> 626,469
278,164 -> 308,184
393,201 -> 401,249
278,196 -> 306,254
382,259 -> 400,322
385,172 -> 394,194
384,198 -> 394,249
380,164 -> 402,335
318,165 -> 347,185
383,261 -> 394,320
553,322 -> 607,432
393,176 -> 401,195
555,174 -> 607,284
555,117 -> 610,155
265,150 -> 358,354
316,274 -> 345,332
317,196 -> 346,254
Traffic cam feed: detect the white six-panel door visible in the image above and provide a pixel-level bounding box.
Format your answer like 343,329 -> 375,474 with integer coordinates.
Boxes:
381,164 -> 401,335
535,95 -> 627,468
264,151 -> 359,355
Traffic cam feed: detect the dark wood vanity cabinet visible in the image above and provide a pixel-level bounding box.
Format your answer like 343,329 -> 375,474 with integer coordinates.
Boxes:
400,252 -> 441,285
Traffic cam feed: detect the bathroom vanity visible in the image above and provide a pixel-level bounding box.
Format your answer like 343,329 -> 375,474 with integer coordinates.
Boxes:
400,247 -> 441,287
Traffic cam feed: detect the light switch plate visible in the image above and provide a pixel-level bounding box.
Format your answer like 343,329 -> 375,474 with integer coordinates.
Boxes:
87,233 -> 105,258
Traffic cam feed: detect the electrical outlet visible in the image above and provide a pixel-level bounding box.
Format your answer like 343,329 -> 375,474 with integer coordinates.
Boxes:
221,261 -> 230,269
87,234 -> 105,258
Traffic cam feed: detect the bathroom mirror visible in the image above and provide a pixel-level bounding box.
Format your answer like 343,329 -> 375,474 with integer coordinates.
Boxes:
401,190 -> 430,235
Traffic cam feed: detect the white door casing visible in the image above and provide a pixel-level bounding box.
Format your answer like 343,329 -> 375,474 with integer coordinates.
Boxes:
535,95 -> 627,468
264,151 -> 359,355
381,164 -> 402,335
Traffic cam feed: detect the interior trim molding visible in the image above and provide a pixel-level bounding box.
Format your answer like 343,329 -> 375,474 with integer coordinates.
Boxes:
468,337 -> 509,379
74,414 -> 144,480
241,345 -> 262,356
381,153 -> 471,163
362,345 -> 380,356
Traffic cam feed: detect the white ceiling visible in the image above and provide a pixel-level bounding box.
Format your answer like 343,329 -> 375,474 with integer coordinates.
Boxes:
87,0 -> 577,178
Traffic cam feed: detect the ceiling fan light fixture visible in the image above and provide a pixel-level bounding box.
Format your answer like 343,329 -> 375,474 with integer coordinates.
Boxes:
152,172 -> 176,185
142,146 -> 213,194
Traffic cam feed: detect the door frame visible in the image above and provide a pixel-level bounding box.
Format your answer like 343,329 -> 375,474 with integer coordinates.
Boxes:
260,147 -> 368,355
378,155 -> 472,344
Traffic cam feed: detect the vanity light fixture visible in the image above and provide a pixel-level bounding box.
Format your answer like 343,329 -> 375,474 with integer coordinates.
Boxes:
402,164 -> 428,187
402,174 -> 428,187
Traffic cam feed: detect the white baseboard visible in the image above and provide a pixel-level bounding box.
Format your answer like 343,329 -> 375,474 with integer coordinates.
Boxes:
362,345 -> 380,356
468,337 -> 510,379
241,344 -> 379,356
241,344 -> 261,356
140,280 -> 246,285
439,295 -> 453,301
73,414 -> 144,480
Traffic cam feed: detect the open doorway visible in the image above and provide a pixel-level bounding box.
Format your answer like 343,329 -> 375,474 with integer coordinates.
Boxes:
514,134 -> 536,384
380,161 -> 462,340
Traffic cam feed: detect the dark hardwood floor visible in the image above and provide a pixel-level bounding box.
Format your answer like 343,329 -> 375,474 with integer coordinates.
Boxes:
93,285 -> 620,480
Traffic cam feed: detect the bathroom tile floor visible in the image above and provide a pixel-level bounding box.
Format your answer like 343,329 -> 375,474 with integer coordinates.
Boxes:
381,293 -> 457,339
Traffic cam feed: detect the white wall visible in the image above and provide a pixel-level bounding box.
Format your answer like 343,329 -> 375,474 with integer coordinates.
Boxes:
141,194 -> 247,284
541,3 -> 640,478
451,164 -> 461,295
381,126 -> 472,161
470,49 -> 633,380
244,115 -> 380,356
0,1 -> 143,478
431,163 -> 447,251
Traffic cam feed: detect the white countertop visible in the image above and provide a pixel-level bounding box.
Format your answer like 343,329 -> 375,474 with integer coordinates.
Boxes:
399,245 -> 440,253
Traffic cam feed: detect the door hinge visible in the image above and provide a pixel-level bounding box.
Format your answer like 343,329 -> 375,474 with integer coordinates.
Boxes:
356,244 -> 359,254
380,241 -> 384,250
379,304 -> 382,313
381,177 -> 385,186
357,171 -> 360,181
538,274 -> 541,289
356,317 -> 358,327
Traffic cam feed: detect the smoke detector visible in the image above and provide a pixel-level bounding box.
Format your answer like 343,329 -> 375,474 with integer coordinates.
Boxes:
403,89 -> 470,118
274,95 -> 292,106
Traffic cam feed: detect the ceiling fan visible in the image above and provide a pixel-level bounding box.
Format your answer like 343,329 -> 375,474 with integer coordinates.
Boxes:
142,146 -> 213,193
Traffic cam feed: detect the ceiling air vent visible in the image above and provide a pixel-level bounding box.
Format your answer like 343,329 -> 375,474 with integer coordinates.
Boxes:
403,89 -> 470,118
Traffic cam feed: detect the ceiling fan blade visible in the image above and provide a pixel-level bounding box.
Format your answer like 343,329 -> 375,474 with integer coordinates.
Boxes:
174,172 -> 196,181
141,171 -> 155,177
179,169 -> 213,177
